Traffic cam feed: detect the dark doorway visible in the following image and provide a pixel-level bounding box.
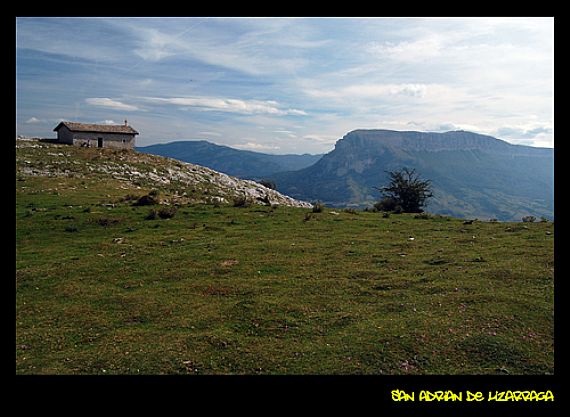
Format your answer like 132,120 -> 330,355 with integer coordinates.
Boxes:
97,138 -> 103,148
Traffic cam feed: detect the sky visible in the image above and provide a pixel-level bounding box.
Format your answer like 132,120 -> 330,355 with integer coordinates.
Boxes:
16,17 -> 554,154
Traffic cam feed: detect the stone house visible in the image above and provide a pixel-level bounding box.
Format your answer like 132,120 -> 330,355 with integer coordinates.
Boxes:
53,120 -> 139,149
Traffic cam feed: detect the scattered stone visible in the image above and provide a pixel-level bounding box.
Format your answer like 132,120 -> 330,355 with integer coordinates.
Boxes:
16,138 -> 312,208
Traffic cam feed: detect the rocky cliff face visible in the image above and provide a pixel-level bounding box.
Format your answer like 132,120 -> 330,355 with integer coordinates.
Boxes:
334,129 -> 540,153
272,129 -> 554,221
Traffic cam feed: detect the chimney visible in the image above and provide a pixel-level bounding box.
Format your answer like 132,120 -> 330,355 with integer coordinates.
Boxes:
124,119 -> 128,126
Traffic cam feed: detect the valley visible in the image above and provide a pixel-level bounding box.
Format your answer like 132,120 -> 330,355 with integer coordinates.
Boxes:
139,130 -> 554,221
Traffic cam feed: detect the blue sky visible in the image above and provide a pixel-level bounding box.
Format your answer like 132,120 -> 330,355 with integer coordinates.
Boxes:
16,17 -> 553,153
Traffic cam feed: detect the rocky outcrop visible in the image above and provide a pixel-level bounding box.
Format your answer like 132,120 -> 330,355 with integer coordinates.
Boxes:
16,139 -> 312,208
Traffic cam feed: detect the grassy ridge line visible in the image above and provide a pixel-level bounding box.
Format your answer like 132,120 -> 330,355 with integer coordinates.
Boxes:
15,142 -> 554,375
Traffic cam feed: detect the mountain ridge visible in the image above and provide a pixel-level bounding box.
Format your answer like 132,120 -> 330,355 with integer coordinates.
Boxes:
336,129 -> 552,153
272,129 -> 554,221
137,140 -> 323,180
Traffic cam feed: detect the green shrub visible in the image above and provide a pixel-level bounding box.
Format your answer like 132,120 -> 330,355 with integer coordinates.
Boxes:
374,168 -> 433,213
92,217 -> 121,227
522,215 -> 536,223
134,193 -> 159,206
132,189 -> 161,206
158,206 -> 177,219
145,206 -> 177,220
374,197 -> 398,212
312,201 -> 324,213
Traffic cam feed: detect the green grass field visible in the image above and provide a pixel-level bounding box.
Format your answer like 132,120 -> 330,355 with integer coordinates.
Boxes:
15,148 -> 554,375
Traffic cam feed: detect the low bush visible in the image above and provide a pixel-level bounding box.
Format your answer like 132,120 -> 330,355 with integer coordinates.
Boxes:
374,197 -> 398,212
92,217 -> 121,227
133,190 -> 161,206
158,206 -> 177,219
146,206 -> 178,220
312,201 -> 324,213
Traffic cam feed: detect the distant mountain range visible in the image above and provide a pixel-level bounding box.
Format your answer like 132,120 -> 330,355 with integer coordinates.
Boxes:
138,130 -> 554,221
137,140 -> 323,180
273,130 -> 554,221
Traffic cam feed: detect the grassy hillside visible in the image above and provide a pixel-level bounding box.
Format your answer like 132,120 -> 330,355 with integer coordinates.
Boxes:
15,141 -> 554,375
16,140 -> 311,208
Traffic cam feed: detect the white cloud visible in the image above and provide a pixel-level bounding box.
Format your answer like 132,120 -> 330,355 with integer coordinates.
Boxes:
369,35 -> 445,62
125,20 -> 311,76
233,141 -> 280,151
198,131 -> 223,137
434,122 -> 483,133
286,108 -> 308,116
273,130 -> 297,138
305,83 -> 431,100
492,123 -> 554,147
16,18 -> 553,153
302,134 -> 339,144
143,96 -> 306,116
85,97 -> 139,111
495,125 -> 553,139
